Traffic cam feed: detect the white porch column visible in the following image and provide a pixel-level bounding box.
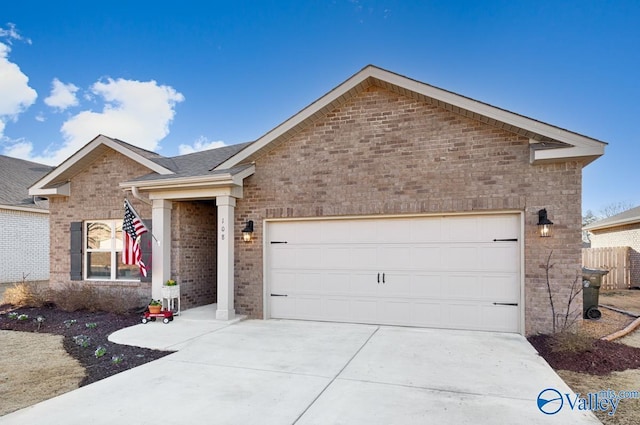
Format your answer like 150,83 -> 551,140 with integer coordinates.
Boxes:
216,195 -> 236,320
151,199 -> 172,301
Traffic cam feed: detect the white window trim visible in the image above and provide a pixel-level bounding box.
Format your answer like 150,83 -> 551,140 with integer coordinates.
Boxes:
84,219 -> 140,282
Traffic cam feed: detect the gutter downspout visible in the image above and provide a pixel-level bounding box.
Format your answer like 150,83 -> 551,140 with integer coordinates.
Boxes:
130,186 -> 152,206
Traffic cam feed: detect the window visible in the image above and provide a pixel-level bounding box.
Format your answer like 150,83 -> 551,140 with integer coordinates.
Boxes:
85,220 -> 140,280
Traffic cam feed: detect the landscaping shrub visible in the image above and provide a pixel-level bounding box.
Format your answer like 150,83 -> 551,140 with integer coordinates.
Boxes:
1,282 -> 48,307
549,330 -> 595,353
50,283 -> 143,314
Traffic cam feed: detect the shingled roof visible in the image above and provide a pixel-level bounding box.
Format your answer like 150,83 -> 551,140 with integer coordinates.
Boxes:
0,155 -> 53,210
583,205 -> 640,231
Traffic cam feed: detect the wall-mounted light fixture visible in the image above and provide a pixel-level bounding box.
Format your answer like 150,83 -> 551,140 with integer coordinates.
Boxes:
242,220 -> 254,242
537,209 -> 553,237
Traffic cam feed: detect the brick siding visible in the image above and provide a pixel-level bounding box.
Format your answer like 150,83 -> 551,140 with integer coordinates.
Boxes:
0,209 -> 49,282
49,150 -> 152,303
171,200 -> 217,309
234,85 -> 584,335
590,224 -> 640,285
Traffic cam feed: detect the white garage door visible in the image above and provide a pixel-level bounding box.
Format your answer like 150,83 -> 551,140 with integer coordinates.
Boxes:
266,214 -> 521,332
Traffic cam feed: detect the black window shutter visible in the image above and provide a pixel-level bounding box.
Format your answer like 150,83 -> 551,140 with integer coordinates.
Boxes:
70,222 -> 83,281
140,220 -> 152,282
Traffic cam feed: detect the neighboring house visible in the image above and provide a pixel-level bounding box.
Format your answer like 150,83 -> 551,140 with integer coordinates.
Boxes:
583,206 -> 640,286
29,65 -> 606,335
0,155 -> 53,283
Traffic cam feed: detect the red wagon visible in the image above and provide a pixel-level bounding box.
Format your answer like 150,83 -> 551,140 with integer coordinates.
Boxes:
142,310 -> 174,324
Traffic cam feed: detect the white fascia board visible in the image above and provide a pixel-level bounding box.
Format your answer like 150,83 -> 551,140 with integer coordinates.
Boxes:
584,217 -> 640,232
0,204 -> 50,214
28,182 -> 70,197
370,66 -> 607,151
530,144 -> 605,164
29,135 -> 173,193
214,71 -> 372,170
215,65 -> 606,170
102,138 -> 174,175
120,165 -> 256,191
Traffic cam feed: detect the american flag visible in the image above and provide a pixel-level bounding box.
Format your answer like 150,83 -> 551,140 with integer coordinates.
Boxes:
122,199 -> 149,277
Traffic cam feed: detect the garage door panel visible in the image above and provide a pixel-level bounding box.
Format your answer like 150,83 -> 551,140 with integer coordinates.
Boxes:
350,272 -> 378,296
481,245 -> 519,272
352,299 -> 378,322
380,300 -> 412,324
411,302 -> 443,326
410,246 -> 442,269
267,214 -> 521,333
482,305 -> 519,332
379,246 -> 412,269
270,271 -> 295,292
325,298 -> 351,320
296,247 -> 322,269
294,272 -> 322,293
481,275 -> 519,300
380,272 -> 412,297
324,247 -> 351,268
446,275 -> 482,299
408,219 -> 443,243
410,273 -> 443,298
324,272 -> 350,294
480,215 -> 519,241
350,247 -> 378,268
444,246 -> 479,270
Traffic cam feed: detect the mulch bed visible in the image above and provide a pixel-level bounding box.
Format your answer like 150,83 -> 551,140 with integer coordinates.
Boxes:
529,334 -> 640,375
0,304 -> 172,386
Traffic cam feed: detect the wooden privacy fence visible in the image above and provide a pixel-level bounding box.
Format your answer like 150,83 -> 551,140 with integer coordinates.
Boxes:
582,246 -> 630,290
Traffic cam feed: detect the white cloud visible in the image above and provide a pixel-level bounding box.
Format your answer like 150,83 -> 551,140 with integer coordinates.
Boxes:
178,136 -> 226,155
10,78 -> 184,165
0,23 -> 31,45
44,78 -> 79,111
0,40 -> 37,137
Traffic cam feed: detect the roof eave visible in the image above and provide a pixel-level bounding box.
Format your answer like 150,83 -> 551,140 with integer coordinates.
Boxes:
0,204 -> 50,214
214,65 -> 607,171
29,135 -> 174,194
120,165 -> 256,191
28,182 -> 70,197
584,217 -> 640,232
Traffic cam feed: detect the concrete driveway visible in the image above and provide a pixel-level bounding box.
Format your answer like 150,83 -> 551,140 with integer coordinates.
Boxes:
1,316 -> 599,424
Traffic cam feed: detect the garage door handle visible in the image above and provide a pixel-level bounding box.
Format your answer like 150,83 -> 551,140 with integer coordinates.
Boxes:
270,293 -> 288,297
377,273 -> 380,283
493,238 -> 518,242
493,302 -> 518,306
382,273 -> 385,284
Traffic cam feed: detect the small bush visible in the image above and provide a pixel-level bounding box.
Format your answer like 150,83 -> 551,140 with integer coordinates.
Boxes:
49,283 -> 144,314
1,282 -> 48,307
549,331 -> 595,353
51,283 -> 101,312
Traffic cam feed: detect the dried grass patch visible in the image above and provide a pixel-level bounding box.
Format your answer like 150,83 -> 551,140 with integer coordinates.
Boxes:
0,330 -> 85,416
558,369 -> 640,425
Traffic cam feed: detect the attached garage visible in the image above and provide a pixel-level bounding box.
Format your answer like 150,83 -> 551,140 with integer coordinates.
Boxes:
266,214 -> 522,332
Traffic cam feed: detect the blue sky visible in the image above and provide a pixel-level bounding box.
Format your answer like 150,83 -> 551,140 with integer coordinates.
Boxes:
1,1 -> 638,214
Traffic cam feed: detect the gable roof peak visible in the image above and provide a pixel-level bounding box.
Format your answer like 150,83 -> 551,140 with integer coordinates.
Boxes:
214,65 -> 605,170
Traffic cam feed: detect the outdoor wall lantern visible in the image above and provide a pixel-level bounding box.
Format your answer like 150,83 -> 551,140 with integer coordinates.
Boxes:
537,209 -> 554,237
242,220 -> 254,242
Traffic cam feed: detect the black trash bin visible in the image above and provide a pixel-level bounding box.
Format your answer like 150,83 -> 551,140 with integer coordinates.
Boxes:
582,267 -> 609,320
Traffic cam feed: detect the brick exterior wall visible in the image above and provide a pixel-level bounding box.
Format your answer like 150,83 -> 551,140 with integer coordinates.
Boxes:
234,85 -> 584,335
0,208 -> 50,282
171,200 -> 217,309
590,224 -> 640,285
49,149 -> 152,303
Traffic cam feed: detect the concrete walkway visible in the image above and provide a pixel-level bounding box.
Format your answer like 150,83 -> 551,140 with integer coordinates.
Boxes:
1,309 -> 599,424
